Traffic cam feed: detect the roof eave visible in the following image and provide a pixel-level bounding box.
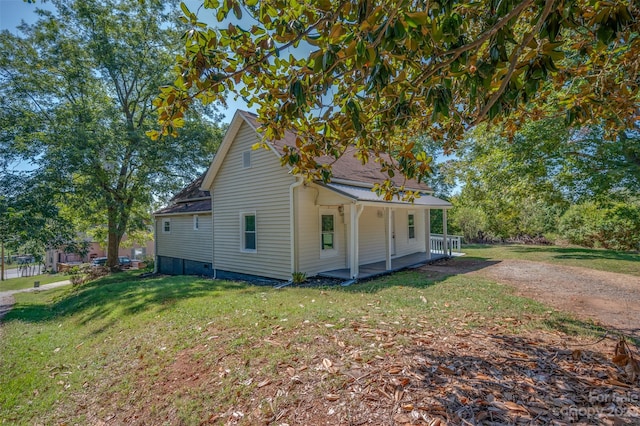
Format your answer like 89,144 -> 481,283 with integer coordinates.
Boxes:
153,210 -> 212,217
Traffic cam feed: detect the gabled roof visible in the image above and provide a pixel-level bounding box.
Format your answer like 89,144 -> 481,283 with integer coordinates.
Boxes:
154,173 -> 211,216
170,173 -> 210,203
201,110 -> 432,192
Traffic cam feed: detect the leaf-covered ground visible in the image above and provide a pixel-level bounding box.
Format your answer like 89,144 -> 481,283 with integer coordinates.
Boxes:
90,317 -> 639,425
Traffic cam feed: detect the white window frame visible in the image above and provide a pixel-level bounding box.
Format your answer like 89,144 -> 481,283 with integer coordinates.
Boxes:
242,151 -> 251,169
193,214 -> 199,230
162,218 -> 171,234
240,211 -> 257,253
408,211 -> 416,240
319,209 -> 337,258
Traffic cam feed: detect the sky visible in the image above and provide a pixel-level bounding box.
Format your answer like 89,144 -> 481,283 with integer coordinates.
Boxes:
0,0 -> 53,31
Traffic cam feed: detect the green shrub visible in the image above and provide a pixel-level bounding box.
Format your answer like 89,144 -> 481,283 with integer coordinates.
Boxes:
518,198 -> 563,237
558,202 -> 601,247
142,255 -> 155,271
291,271 -> 307,285
69,264 -> 110,286
600,203 -> 640,251
559,201 -> 640,250
450,206 -> 488,242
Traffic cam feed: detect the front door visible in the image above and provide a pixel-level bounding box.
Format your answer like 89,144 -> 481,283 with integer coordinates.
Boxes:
390,210 -> 396,256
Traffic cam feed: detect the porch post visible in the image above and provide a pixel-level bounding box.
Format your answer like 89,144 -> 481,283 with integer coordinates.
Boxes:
442,209 -> 448,257
425,209 -> 431,259
385,208 -> 392,270
349,204 -> 358,279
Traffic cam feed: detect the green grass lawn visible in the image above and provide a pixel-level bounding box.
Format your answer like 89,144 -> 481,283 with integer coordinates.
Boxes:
0,273 -> 67,292
0,262 -> 611,425
463,243 -> 640,276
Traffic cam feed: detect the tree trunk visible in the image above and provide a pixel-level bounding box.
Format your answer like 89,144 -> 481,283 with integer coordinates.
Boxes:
1,240 -> 4,281
106,206 -> 124,271
106,230 -> 120,271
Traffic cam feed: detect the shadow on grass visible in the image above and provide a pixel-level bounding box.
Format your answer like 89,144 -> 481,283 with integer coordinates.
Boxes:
336,258 -> 501,293
545,314 -> 640,345
517,246 -> 639,261
2,272 -> 251,325
468,243 -> 640,263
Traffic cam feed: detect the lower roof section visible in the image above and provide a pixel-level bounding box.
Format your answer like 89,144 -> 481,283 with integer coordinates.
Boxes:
323,183 -> 452,208
153,199 -> 212,216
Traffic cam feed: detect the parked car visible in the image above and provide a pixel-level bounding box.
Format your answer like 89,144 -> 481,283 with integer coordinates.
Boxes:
91,256 -> 131,269
118,256 -> 131,269
91,257 -> 108,267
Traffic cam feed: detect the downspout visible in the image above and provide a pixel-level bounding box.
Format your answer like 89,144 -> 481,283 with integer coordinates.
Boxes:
289,177 -> 304,275
211,192 -> 216,279
153,218 -> 158,274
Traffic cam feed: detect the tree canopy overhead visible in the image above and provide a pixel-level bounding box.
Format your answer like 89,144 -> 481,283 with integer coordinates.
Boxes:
156,0 -> 639,197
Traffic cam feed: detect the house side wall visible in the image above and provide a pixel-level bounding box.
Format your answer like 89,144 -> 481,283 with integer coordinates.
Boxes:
296,185 -> 347,276
358,207 -> 427,265
155,213 -> 212,263
393,209 -> 426,257
358,207 -> 387,264
210,122 -> 294,280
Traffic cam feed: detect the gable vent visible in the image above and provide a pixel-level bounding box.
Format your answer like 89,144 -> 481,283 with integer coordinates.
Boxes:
242,151 -> 251,168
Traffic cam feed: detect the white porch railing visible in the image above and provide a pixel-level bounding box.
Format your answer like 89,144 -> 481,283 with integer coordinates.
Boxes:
430,234 -> 463,255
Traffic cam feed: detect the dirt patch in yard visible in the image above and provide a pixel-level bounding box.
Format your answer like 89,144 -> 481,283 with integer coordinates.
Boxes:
419,258 -> 640,339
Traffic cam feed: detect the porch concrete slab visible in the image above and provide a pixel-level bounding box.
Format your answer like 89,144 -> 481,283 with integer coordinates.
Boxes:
318,252 -> 449,280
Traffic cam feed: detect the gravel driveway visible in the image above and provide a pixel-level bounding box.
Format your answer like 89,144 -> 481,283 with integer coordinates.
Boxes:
423,258 -> 640,338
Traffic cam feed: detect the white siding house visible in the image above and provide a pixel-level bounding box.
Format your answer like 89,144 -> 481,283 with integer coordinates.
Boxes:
206,119 -> 296,280
155,110 -> 453,282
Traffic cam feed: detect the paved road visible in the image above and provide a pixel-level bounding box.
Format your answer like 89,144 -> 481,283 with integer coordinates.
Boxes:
0,280 -> 72,321
1,266 -> 45,280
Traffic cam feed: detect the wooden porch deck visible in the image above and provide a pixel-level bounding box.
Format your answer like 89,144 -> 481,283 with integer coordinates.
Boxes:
317,252 -> 449,281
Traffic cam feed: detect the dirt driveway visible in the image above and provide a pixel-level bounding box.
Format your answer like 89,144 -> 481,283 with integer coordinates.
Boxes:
422,258 -> 640,338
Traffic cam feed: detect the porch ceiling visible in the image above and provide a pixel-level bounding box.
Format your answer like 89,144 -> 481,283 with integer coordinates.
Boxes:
322,183 -> 452,208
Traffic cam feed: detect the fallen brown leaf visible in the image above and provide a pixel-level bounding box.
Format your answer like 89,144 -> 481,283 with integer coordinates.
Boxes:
257,379 -> 271,388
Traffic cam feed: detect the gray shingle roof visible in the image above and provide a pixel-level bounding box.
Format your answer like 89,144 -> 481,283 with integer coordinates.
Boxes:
239,111 -> 432,192
154,173 -> 211,216
169,173 -> 210,203
154,199 -> 211,215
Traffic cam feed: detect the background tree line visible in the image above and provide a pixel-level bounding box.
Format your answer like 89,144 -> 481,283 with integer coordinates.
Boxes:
430,117 -> 640,251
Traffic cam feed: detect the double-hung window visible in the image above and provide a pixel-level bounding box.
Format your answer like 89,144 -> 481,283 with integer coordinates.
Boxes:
193,215 -> 199,230
162,219 -> 171,234
321,213 -> 335,252
408,213 -> 415,239
241,213 -> 256,252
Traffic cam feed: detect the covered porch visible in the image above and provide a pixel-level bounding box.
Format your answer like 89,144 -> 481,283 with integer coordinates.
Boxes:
318,234 -> 463,280
315,183 -> 456,281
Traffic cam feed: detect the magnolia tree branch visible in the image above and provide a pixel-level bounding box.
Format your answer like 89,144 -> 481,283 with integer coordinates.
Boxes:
475,0 -> 557,124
